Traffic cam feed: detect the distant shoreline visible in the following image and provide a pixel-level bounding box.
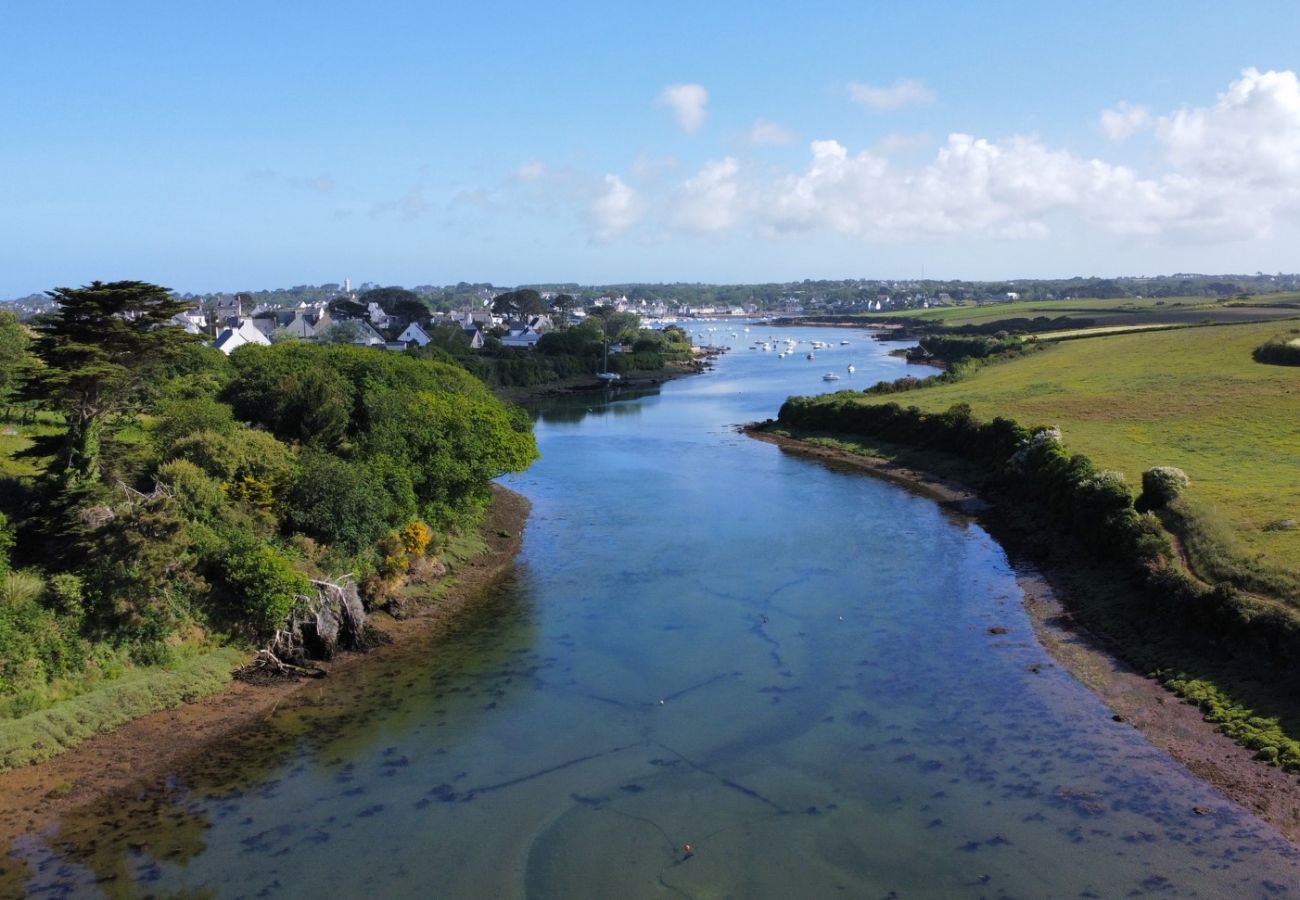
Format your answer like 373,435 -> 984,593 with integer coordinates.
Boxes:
493,349 -> 723,404
743,426 -> 1300,848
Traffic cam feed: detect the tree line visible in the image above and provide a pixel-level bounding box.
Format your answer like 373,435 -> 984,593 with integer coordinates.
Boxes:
0,281 -> 537,714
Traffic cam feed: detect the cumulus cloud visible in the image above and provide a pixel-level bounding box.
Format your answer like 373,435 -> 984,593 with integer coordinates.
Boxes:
590,174 -> 640,240
848,78 -> 935,112
1100,101 -> 1152,140
670,158 -> 742,232
581,68 -> 1300,246
657,83 -> 709,133
1156,67 -> 1300,185
514,160 -> 546,181
743,119 -> 796,146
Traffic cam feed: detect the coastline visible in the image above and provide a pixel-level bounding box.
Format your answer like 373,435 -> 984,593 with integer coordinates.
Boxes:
744,427 -> 1300,846
493,353 -> 720,404
0,484 -> 532,855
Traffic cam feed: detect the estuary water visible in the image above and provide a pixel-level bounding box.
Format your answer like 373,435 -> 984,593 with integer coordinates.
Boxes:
13,324 -> 1300,898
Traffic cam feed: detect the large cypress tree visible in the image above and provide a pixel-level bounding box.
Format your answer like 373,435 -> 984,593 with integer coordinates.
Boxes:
24,280 -> 198,489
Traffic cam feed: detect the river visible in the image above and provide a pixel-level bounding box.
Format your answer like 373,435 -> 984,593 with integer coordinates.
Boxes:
14,324 -> 1300,897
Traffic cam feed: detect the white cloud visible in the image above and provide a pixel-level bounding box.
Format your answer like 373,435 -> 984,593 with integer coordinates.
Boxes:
743,119 -> 796,146
590,174 -> 640,240
657,83 -> 709,133
514,160 -> 546,181
583,68 -> 1300,247
1156,67 -> 1300,185
670,157 -> 742,232
848,78 -> 935,112
874,131 -> 931,155
1100,101 -> 1152,140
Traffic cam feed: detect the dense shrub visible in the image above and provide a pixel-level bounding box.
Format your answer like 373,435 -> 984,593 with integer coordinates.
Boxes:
285,451 -> 392,554
1252,335 -> 1300,366
0,571 -> 86,699
774,395 -> 1300,667
1139,466 -> 1191,510
218,536 -> 311,634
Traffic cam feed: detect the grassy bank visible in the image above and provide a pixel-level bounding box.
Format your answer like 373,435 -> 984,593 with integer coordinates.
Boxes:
0,647 -> 244,771
756,426 -> 1300,778
873,320 -> 1300,594
764,315 -> 1300,774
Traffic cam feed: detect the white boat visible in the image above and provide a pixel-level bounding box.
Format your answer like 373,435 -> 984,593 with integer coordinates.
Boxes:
596,371 -> 622,383
840,340 -> 850,345
847,364 -> 856,374
822,372 -> 840,381
806,352 -> 815,360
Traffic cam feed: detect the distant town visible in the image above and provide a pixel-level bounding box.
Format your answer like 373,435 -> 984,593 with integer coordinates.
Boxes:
4,272 -> 1298,357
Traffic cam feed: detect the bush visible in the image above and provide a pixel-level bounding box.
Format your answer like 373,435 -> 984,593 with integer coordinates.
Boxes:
0,570 -> 85,697
285,451 -> 392,554
1140,466 -> 1190,510
1252,336 -> 1300,366
218,537 -> 310,635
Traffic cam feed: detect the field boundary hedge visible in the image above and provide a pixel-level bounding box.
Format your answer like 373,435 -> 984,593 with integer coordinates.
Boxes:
775,395 -> 1300,671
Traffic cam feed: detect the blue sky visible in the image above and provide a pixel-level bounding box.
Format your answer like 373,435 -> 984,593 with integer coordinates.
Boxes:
4,1 -> 1300,295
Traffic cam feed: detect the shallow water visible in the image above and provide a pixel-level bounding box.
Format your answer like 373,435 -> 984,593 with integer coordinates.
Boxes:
13,325 -> 1300,898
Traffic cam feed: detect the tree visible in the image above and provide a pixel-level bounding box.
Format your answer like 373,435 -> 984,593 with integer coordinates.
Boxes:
24,281 -> 199,489
0,311 -> 32,417
492,289 -> 544,319
548,293 -> 578,329
358,287 -> 428,322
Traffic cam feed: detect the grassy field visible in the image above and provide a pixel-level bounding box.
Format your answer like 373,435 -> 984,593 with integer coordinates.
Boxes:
864,295 -> 1300,330
875,320 -> 1300,592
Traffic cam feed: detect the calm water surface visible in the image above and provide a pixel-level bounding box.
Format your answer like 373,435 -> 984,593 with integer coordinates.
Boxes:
13,325 -> 1300,898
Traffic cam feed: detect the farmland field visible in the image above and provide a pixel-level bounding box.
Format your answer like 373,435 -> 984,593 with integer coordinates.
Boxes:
866,320 -> 1300,593
862,295 -> 1300,330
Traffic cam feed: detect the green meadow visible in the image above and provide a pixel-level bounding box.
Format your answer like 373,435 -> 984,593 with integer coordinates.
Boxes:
865,295 -> 1300,329
887,320 -> 1300,595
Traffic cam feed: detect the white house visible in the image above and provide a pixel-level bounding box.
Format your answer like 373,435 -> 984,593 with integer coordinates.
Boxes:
351,321 -> 388,347
396,322 -> 432,347
212,319 -> 272,355
500,327 -> 542,349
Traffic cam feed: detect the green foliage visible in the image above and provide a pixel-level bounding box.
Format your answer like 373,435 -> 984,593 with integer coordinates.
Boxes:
360,384 -> 537,527
491,289 -> 545,318
774,395 -> 1298,665
166,427 -> 295,502
0,511 -> 13,576
866,320 -> 1300,586
150,396 -> 237,451
217,536 -> 310,634
285,451 -> 393,554
0,647 -> 242,769
918,332 -> 1023,363
0,570 -> 85,700
357,286 -> 429,321
0,310 -> 32,412
156,459 -> 227,522
1139,466 -> 1190,510
22,280 -> 200,489
78,493 -> 204,646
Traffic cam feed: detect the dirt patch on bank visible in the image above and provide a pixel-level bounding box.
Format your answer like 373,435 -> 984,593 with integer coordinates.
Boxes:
747,427 -> 1300,845
0,485 -> 531,854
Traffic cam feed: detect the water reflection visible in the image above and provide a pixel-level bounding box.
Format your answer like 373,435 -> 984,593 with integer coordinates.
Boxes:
530,385 -> 661,426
